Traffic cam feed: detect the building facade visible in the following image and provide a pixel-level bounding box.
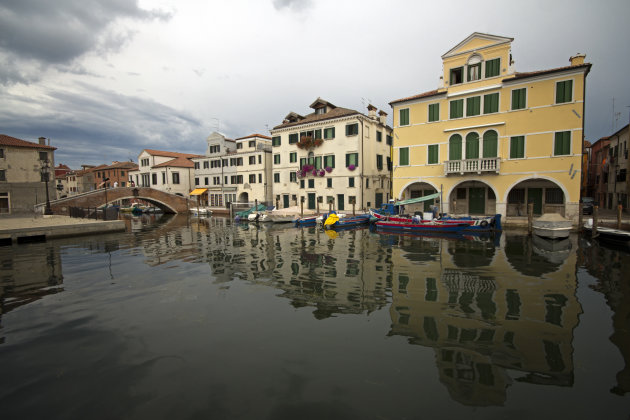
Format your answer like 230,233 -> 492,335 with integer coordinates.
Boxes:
605,124 -> 629,210
191,132 -> 272,208
0,134 -> 56,214
389,33 -> 591,219
129,149 -> 202,196
269,98 -> 393,212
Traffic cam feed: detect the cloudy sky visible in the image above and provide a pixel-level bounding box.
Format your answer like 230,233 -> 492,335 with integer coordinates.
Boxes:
1,0 -> 629,168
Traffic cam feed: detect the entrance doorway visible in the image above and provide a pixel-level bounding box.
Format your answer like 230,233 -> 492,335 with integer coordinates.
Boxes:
468,187 -> 486,214
307,193 -> 316,210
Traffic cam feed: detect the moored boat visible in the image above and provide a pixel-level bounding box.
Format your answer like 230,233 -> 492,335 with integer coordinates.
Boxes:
583,219 -> 630,246
532,213 -> 572,239
374,219 -> 469,233
323,213 -> 370,230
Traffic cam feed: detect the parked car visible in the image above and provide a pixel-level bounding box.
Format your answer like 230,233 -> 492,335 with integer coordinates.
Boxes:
582,197 -> 595,215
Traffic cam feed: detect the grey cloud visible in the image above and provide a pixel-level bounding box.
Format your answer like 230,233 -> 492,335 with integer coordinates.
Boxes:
0,83 -> 207,167
0,0 -> 171,84
272,0 -> 313,12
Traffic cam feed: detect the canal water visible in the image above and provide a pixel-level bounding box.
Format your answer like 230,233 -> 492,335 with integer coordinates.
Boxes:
0,214 -> 628,419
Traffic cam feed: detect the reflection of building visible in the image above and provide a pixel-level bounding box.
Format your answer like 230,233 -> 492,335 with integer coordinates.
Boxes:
390,33 -> 591,220
388,233 -> 580,406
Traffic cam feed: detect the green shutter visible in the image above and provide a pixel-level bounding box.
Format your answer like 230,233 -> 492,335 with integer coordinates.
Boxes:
466,97 -> 480,116
428,103 -> 439,122
556,80 -> 573,103
450,100 -> 463,118
428,145 -> 438,164
482,131 -> 498,158
400,147 -> 409,165
400,109 -> 409,126
315,156 -> 322,169
510,136 -> 525,159
512,88 -> 526,110
484,93 -> 499,114
554,131 -> 570,155
449,135 -> 462,160
466,133 -> 479,159
485,58 -> 500,78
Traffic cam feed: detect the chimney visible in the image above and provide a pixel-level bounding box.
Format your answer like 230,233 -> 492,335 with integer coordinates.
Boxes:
570,53 -> 586,66
38,136 -> 46,145
378,110 -> 388,126
367,104 -> 377,119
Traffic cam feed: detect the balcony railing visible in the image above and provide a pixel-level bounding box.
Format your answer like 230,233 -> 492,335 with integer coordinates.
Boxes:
444,157 -> 500,175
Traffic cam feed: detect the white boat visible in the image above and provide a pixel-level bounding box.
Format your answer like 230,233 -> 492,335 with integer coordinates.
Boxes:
584,219 -> 630,246
190,207 -> 212,216
248,210 -> 298,223
533,213 -> 572,239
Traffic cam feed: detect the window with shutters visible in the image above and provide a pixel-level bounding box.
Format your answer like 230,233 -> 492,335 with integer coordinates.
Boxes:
450,67 -> 463,85
324,154 -> 335,168
348,177 -> 354,187
289,133 -> 298,144
485,58 -> 500,78
399,147 -> 409,166
273,173 -> 280,183
324,127 -> 335,139
399,108 -> 410,126
466,96 -> 481,116
511,88 -> 526,110
290,152 -> 297,163
450,99 -> 464,119
482,130 -> 498,158
510,136 -> 525,159
449,134 -> 462,160
428,144 -> 439,164
376,154 -> 383,170
465,133 -> 480,159
483,93 -> 499,114
346,153 -> 358,168
273,154 -> 280,164
272,136 -> 281,146
556,80 -> 573,104
346,123 -> 359,136
428,103 -> 439,122
554,131 -> 571,156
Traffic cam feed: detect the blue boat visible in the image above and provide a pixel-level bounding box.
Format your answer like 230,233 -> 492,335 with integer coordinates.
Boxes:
295,215 -> 320,227
324,213 -> 371,230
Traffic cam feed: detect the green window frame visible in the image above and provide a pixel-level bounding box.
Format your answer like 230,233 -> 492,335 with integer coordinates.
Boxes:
450,66 -> 463,85
466,96 -> 481,116
510,136 -> 525,159
290,172 -> 296,182
399,108 -> 410,126
272,136 -> 281,147
290,152 -> 297,163
450,99 -> 464,119
314,129 -> 322,139
556,80 -> 573,104
485,58 -> 500,78
324,127 -> 335,139
348,177 -> 354,187
300,179 -> 305,189
314,156 -> 322,170
376,131 -> 382,142
554,131 -> 571,156
511,88 -> 526,110
300,157 -> 306,168
376,154 -> 383,170
482,130 -> 498,158
428,103 -> 439,122
465,132 -> 480,159
399,147 -> 409,166
449,134 -> 462,160
428,144 -> 439,164
308,179 -> 314,188
467,63 -> 481,81
346,123 -> 359,136
327,178 -> 332,188
483,93 -> 499,114
324,154 -> 335,168
289,133 -> 298,144
273,173 -> 280,183
273,154 -> 280,164
346,153 -> 358,167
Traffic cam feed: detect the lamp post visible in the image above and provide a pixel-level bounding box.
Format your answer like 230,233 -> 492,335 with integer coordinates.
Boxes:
103,177 -> 110,220
40,159 -> 53,215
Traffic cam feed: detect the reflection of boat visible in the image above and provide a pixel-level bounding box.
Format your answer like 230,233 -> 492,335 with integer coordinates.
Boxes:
189,207 -> 212,216
375,219 -> 469,234
248,209 -> 299,223
584,219 -> 630,246
533,213 -> 572,239
121,202 -> 145,215
532,235 -> 572,264
370,211 -> 500,231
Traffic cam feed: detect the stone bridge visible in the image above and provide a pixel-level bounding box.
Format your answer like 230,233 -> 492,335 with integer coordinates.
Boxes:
47,187 -> 194,214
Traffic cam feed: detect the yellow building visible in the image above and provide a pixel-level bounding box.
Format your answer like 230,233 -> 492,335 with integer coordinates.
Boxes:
389,33 -> 591,220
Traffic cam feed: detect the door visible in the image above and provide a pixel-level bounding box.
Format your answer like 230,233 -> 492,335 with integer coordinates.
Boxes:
307,193 -> 316,210
423,190 -> 436,212
337,194 -> 345,211
375,193 -> 383,208
528,188 -> 543,215
283,194 -> 289,209
468,187 -> 485,215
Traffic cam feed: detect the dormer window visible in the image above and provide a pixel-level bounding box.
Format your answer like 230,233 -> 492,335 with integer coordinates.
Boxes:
315,107 -> 326,115
467,54 -> 482,81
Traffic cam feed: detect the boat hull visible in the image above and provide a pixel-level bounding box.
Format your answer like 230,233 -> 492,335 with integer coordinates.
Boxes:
375,220 -> 468,233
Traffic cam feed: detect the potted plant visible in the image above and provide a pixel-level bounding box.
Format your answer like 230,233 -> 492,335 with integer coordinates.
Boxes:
348,164 -> 356,171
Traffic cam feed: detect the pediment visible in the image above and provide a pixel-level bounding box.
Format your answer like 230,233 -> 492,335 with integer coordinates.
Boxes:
442,32 -> 513,59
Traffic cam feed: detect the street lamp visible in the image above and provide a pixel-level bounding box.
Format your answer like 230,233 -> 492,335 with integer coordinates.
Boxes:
103,177 -> 110,220
40,158 -> 53,215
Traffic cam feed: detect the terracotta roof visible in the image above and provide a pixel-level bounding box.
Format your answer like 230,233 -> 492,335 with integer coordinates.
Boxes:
153,156 -> 195,168
504,63 -> 591,82
104,161 -> 139,170
389,89 -> 444,106
273,107 -> 361,130
0,134 -> 57,150
142,149 -> 203,159
235,133 -> 272,140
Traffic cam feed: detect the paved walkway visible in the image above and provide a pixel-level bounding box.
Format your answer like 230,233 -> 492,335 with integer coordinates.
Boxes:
0,215 -> 126,243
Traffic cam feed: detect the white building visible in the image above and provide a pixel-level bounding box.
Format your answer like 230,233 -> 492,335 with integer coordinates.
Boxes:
191,132 -> 272,209
269,98 -> 393,211
128,149 -> 202,196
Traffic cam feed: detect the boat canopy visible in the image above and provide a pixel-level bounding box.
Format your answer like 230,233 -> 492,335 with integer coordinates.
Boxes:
236,204 -> 267,217
395,192 -> 440,206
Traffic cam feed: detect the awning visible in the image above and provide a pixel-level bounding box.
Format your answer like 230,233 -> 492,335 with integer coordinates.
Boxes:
396,192 -> 440,206
189,188 -> 208,196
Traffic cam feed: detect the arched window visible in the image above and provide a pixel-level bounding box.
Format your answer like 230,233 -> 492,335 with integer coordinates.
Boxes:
465,132 -> 479,159
483,130 -> 498,158
449,134 -> 462,160
308,151 -> 314,166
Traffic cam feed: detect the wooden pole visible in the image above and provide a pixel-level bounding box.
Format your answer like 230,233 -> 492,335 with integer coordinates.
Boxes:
618,204 -> 622,229
593,206 -> 598,237
527,202 -> 533,236
352,202 -> 356,216
300,199 -> 304,217
578,199 -> 583,233
316,199 -> 319,215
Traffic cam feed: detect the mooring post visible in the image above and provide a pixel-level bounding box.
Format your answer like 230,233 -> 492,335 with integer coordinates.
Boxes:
618,204 -> 622,230
578,200 -> 583,233
527,202 -> 533,235
300,199 -> 304,217
593,206 -> 598,237
352,202 -> 356,216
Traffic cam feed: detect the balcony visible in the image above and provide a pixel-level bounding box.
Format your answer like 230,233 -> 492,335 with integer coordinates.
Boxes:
444,157 -> 500,175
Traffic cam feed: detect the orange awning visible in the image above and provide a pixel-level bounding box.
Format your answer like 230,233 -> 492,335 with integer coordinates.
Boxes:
189,188 -> 208,196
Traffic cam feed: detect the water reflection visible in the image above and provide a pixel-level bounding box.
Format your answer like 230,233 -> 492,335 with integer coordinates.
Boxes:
2,215 -> 629,411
